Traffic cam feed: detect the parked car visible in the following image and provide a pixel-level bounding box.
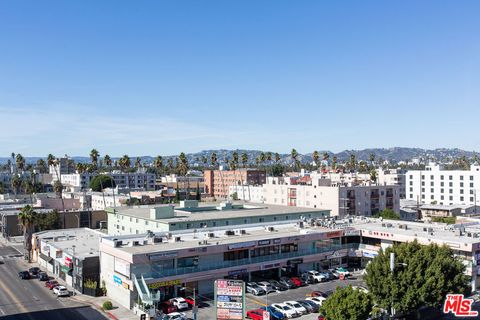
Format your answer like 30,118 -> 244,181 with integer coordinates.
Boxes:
270,303 -> 299,318
290,277 -> 306,287
319,271 -> 333,280
260,305 -> 286,320
298,300 -> 319,313
304,270 -> 326,283
183,296 -> 208,308
162,312 -> 187,320
18,271 -> 30,279
300,273 -> 316,284
257,281 -> 276,294
305,296 -> 326,306
169,298 -> 189,310
310,291 -> 329,298
247,308 -> 269,320
46,280 -> 59,289
268,279 -> 288,291
279,277 -> 297,289
333,267 -> 350,278
29,267 -> 41,276
159,301 -> 178,314
284,301 -> 308,315
53,285 -> 69,297
38,272 -> 49,281
246,282 -> 266,296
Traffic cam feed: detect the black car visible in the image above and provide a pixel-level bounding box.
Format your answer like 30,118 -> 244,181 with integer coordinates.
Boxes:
298,300 -> 319,313
268,279 -> 288,291
29,267 -> 41,275
279,277 -> 297,289
19,271 -> 30,279
300,273 -> 316,284
38,272 -> 49,281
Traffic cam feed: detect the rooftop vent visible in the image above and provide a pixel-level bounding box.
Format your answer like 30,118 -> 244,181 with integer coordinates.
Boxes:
225,230 -> 235,236
240,229 -> 247,235
208,232 -> 215,238
267,226 -> 275,232
174,236 -> 181,242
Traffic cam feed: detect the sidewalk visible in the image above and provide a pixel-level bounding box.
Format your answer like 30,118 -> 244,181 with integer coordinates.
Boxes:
70,294 -> 139,320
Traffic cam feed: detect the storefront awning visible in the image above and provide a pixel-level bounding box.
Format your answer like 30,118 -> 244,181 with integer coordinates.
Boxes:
39,253 -> 53,263
61,265 -> 72,273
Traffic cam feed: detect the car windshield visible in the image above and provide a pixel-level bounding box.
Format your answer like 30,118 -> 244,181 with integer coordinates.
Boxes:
283,305 -> 291,310
293,303 -> 301,308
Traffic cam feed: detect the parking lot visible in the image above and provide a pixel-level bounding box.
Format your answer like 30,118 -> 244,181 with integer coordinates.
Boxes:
180,271 -> 366,320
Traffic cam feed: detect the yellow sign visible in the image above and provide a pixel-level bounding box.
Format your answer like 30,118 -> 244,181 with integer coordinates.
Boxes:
122,282 -> 130,290
147,279 -> 182,289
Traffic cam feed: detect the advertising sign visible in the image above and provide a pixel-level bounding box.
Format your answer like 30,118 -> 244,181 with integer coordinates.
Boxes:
147,279 -> 182,289
113,274 -> 122,285
215,279 -> 245,320
114,257 -> 131,278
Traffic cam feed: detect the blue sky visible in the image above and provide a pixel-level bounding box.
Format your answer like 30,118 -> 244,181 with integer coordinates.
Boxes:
0,1 -> 479,157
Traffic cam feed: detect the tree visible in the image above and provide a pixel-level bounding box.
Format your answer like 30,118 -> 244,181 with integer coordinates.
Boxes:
89,175 -> 116,192
320,286 -> 373,320
369,153 -> 376,165
104,154 -> 112,167
16,153 -> 25,172
210,153 -> 218,168
11,175 -> 22,195
119,155 -> 131,172
47,154 -> 56,167
177,152 -> 189,176
37,210 -> 61,231
332,156 -> 338,171
0,182 -> 4,194
349,154 -> 357,171
134,157 -> 142,169
18,205 -> 37,261
312,151 -> 320,167
154,156 -> 164,174
266,152 -> 272,164
365,241 -> 470,316
241,152 -> 248,168
90,148 -> 100,168
36,159 -> 48,173
195,182 -> 201,201
291,148 -> 299,171
370,169 -> 377,183
274,153 -> 281,163
374,208 -> 400,220
232,152 -> 239,168
53,180 -> 63,198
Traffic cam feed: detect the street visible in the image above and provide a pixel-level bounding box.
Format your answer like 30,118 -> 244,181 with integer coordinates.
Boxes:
0,242 -> 106,320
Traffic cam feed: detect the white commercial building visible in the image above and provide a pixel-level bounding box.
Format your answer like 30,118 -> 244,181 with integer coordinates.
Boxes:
228,185 -> 264,202
61,171 -> 156,191
406,163 -> 480,206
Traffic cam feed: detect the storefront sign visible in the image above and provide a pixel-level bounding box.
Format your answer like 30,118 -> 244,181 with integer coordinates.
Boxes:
273,239 -> 281,244
122,282 -> 130,290
228,241 -> 256,250
344,229 -> 361,236
113,274 -> 122,285
228,269 -> 248,277
363,250 -> 379,258
257,240 -> 271,246
261,262 -> 281,270
215,279 -> 245,320
147,279 -> 182,289
64,256 -> 73,268
325,231 -> 343,238
287,258 -> 303,265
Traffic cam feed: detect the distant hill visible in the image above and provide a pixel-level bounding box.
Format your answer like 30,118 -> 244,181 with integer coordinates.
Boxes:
0,148 -> 476,165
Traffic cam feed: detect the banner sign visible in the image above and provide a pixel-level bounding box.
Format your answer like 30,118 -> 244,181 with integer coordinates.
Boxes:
215,279 -> 245,320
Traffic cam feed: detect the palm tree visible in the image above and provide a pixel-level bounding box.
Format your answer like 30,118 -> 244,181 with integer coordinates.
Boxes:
275,153 -> 281,163
11,175 -> 22,195
18,205 -> 37,262
210,153 -> 218,168
16,154 -> 25,172
104,154 -> 112,168
291,148 -> 299,172
332,156 -> 338,171
54,180 -> 63,198
259,152 -> 266,166
47,154 -> 55,171
323,152 -> 330,164
241,152 -> 248,168
119,155 -> 131,172
266,152 -> 272,164
154,156 -> 164,174
312,151 -> 320,167
90,149 -> 99,168
232,152 -> 239,167
166,158 -> 174,174
135,157 -> 142,169
178,153 -> 189,176
349,154 -> 357,171
35,159 -> 47,173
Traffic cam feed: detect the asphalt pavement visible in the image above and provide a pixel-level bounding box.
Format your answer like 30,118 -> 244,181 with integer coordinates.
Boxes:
0,242 -> 107,320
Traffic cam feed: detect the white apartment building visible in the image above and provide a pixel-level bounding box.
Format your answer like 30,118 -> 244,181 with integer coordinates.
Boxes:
263,177 -> 400,217
91,192 -> 129,210
161,174 -> 203,184
228,185 -> 264,202
61,171 -> 156,191
406,163 -> 480,206
50,157 -> 76,181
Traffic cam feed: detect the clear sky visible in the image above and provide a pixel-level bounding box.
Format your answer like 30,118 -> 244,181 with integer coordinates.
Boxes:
0,1 -> 479,157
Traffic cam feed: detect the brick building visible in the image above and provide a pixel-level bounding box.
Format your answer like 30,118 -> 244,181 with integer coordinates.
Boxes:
204,169 -> 266,199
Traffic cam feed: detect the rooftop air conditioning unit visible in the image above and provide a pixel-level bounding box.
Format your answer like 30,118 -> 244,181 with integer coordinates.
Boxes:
153,237 -> 163,243
208,232 -> 215,238
267,227 -> 275,232
174,236 -> 181,242
225,230 -> 235,236
240,229 -> 246,235
114,240 -> 122,247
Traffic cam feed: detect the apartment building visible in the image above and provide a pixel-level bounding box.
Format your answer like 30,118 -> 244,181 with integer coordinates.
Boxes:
406,163 -> 480,206
204,169 -> 266,199
106,201 -> 330,236
99,216 -> 480,311
61,171 -> 156,191
50,157 -> 76,181
228,185 -> 264,202
262,177 -> 400,217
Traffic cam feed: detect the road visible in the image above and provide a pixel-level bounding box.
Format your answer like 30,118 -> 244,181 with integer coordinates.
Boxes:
0,242 -> 106,320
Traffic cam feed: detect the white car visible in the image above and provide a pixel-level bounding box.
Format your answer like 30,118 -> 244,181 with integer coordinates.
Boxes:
305,270 -> 326,283
284,301 -> 308,315
334,267 -> 350,277
163,312 -> 187,320
305,296 -> 326,306
271,303 -> 299,318
169,297 -> 189,310
257,281 -> 277,294
53,285 -> 69,297
352,286 -> 369,294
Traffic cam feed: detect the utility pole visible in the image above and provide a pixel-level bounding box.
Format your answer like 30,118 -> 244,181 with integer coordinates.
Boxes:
72,245 -> 76,296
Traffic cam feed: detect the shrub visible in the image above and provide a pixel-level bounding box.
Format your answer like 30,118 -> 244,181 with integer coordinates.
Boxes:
102,300 -> 113,310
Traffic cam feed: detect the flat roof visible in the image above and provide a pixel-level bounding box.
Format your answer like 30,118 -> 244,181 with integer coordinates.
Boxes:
109,202 -> 330,223
36,228 -> 104,259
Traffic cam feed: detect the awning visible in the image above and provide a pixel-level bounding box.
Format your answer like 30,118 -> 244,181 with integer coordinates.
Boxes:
61,265 -> 72,273
39,253 -> 53,263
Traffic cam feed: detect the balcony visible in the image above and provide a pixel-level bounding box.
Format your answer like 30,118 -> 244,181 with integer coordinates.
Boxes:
134,243 -> 359,280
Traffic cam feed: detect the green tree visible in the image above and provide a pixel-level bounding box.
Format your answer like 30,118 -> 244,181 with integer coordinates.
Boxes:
53,180 -> 63,198
365,241 -> 470,316
332,155 -> 338,171
374,208 -> 400,220
16,153 -> 25,172
370,169 -> 377,183
241,152 -> 248,168
195,182 -> 201,201
104,154 -> 112,167
89,175 -> 116,192
119,155 -> 131,172
36,159 -> 48,173
90,148 -> 100,168
431,216 -> 456,224
37,210 -> 61,231
154,156 -> 164,174
134,157 -> 142,169
274,153 -> 281,163
312,151 -> 320,167
320,286 -> 373,320
210,152 -> 218,168
177,152 -> 189,176
291,148 -> 299,171
18,205 -> 37,261
11,175 -> 22,195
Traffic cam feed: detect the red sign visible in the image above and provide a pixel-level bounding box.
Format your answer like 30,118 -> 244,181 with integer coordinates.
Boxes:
443,294 -> 478,317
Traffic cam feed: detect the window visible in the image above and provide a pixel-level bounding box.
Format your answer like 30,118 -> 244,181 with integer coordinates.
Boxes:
410,175 -> 413,179
460,189 -> 464,194
441,182 -> 444,187
441,195 -> 444,200
410,181 -> 413,186
460,176 -> 464,181
145,221 -> 148,225
422,182 -> 425,186
430,182 -> 434,186
449,196 -> 453,201
460,196 -> 464,201
470,176 -> 474,181
470,183 -> 474,188
450,189 -> 453,194
430,175 -> 434,180
422,188 -> 425,192
431,188 -> 434,193
471,197 -> 474,202
431,195 -> 434,200
460,182 -> 464,187
410,187 -> 413,192
421,175 -> 425,179
449,176 -> 453,180
441,175 -> 444,180
441,188 -> 444,193
422,195 -> 425,199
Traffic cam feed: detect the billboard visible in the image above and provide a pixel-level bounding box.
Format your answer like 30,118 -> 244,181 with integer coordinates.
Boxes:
215,279 -> 245,320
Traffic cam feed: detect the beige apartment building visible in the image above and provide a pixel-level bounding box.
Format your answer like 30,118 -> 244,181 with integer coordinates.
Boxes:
262,177 -> 400,217
204,168 -> 266,199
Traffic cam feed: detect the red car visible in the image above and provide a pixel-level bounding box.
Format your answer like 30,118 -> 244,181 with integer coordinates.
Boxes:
311,291 -> 328,298
247,309 -> 267,320
290,277 -> 306,287
46,280 -> 59,290
159,301 -> 177,314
